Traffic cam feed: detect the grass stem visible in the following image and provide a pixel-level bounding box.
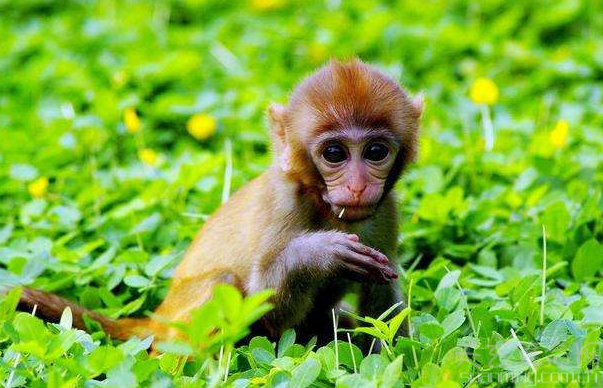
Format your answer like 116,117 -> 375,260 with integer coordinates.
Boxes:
481,104 -> 494,151
346,333 -> 357,373
332,309 -> 339,370
510,328 -> 537,375
540,224 -> 547,327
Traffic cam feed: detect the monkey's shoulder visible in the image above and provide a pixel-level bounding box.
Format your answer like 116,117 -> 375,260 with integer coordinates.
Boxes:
174,171 -> 310,276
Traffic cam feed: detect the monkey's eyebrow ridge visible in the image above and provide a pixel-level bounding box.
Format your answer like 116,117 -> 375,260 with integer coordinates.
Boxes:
311,127 -> 398,146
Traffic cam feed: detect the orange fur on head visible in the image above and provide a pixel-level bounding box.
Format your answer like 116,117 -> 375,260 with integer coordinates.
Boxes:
269,58 -> 423,192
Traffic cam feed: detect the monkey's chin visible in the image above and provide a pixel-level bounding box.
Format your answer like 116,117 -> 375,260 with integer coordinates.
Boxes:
333,205 -> 375,222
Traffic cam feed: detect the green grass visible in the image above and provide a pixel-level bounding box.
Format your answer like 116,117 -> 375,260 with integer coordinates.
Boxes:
1,0 -> 603,386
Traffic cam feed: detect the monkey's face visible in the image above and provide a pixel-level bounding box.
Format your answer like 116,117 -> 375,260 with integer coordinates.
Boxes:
310,127 -> 399,221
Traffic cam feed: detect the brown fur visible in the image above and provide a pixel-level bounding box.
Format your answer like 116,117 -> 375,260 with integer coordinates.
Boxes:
15,59 -> 422,346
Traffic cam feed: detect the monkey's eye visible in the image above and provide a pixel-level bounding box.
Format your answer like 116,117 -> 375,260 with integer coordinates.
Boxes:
322,144 -> 347,164
363,142 -> 389,162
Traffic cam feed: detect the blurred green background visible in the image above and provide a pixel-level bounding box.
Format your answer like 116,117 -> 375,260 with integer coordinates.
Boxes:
2,0 -> 603,386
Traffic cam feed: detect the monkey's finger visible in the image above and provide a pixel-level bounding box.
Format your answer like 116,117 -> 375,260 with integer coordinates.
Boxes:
345,242 -> 389,264
340,252 -> 396,280
345,234 -> 359,242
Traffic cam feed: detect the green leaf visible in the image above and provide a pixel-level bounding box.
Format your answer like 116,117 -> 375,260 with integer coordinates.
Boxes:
317,346 -> 336,375
572,239 -> 603,281
441,310 -> 465,337
213,284 -> 243,321
289,358 -> 321,388
0,223 -> 13,245
359,354 -> 387,381
580,329 -> 600,368
0,287 -> 21,322
380,355 -> 403,388
332,341 -> 364,370
271,356 -> 295,370
364,317 -> 390,337
336,374 -> 373,388
434,287 -> 461,312
541,201 -> 571,243
47,330 -> 78,359
144,254 -> 176,277
539,319 -> 571,350
387,307 -> 411,341
440,347 -> 472,383
249,336 -> 275,355
277,328 -> 296,357
123,275 -> 151,288
87,346 -> 125,376
376,300 -> 406,321
251,348 -> 275,365
581,306 -> 603,326
59,307 -> 73,330
419,321 -> 444,340
13,313 -> 48,343
352,327 -> 385,340
435,270 -> 460,291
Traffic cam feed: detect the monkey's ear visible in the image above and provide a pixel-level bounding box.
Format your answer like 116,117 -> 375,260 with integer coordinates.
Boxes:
267,103 -> 292,172
410,92 -> 425,118
268,103 -> 287,144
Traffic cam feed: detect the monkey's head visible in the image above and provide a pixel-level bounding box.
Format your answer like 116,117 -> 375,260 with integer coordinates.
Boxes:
269,59 -> 423,222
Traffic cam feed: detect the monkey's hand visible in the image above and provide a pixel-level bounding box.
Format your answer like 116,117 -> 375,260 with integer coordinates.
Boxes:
292,232 -> 398,284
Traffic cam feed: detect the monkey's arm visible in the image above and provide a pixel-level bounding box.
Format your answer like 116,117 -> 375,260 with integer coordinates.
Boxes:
247,231 -> 396,336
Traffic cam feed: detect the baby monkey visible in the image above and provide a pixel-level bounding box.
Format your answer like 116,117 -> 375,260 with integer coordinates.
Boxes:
19,59 -> 423,346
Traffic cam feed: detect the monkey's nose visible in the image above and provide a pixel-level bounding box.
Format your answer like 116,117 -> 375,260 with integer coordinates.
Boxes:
346,184 -> 367,199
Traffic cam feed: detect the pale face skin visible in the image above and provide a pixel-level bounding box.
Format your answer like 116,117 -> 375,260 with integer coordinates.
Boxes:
309,127 -> 400,221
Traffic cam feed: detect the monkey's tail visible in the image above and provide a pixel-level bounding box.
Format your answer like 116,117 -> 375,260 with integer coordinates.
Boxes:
18,287 -> 153,341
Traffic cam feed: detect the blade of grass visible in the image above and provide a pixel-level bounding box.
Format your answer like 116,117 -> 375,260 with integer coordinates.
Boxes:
407,278 -> 419,368
510,328 -> 537,375
346,333 -> 357,373
481,104 -> 494,151
540,224 -> 547,327
332,308 -> 339,370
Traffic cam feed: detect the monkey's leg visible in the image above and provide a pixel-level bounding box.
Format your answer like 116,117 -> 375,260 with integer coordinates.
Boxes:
293,290 -> 355,344
247,231 -> 396,339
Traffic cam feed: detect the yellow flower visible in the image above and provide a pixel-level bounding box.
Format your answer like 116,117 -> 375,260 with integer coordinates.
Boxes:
469,77 -> 499,105
124,107 -> 141,133
187,113 -> 217,141
138,148 -> 159,166
549,119 -> 569,149
251,0 -> 285,11
28,177 -> 48,198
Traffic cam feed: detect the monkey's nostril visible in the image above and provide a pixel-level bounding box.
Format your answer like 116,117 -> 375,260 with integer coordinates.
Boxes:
346,185 -> 367,200
346,184 -> 366,194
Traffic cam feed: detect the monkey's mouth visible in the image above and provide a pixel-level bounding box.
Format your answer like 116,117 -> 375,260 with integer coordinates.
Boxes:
332,204 -> 376,221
